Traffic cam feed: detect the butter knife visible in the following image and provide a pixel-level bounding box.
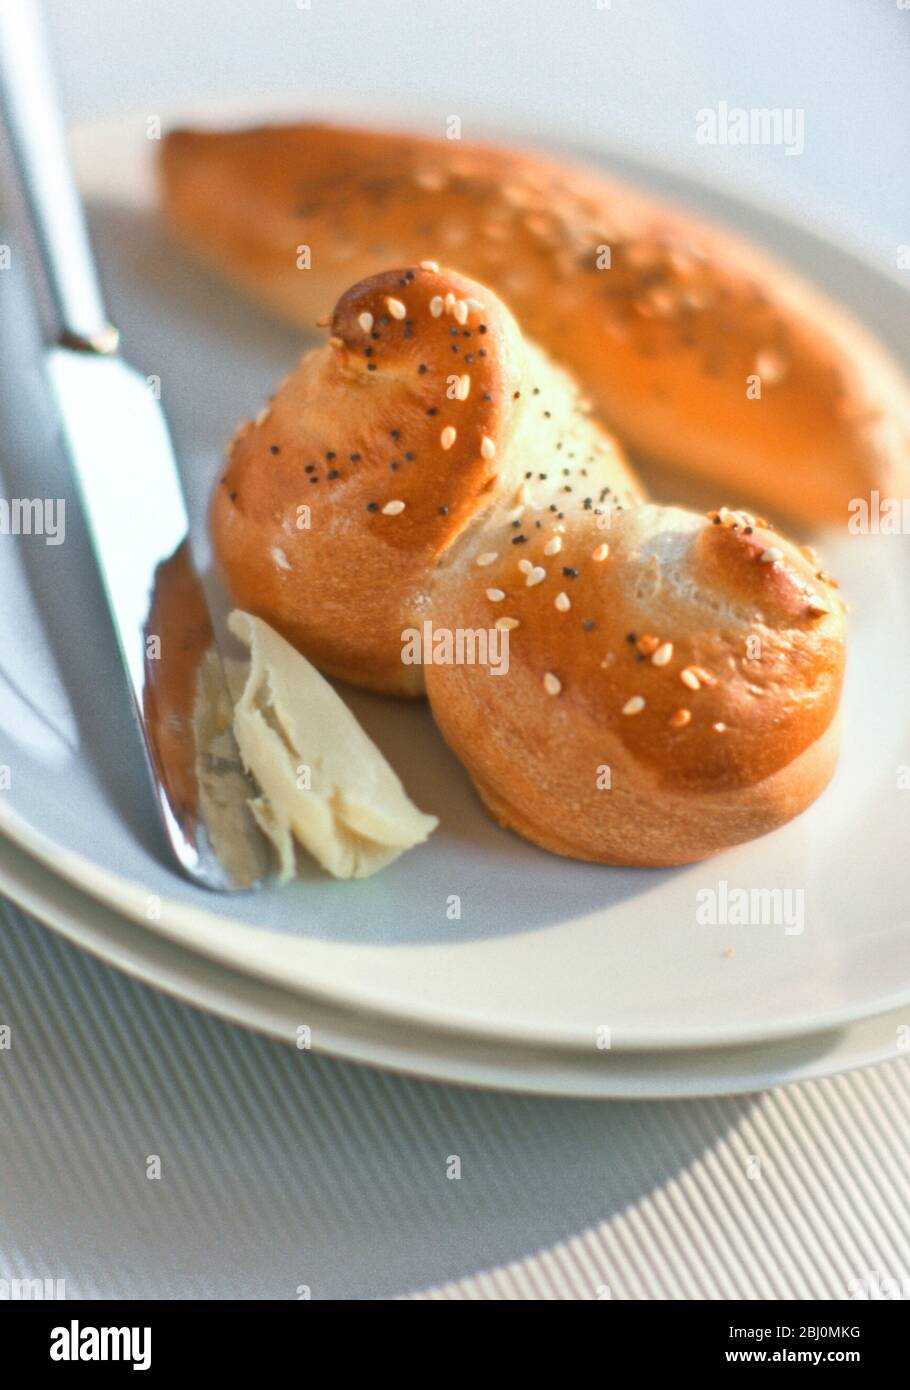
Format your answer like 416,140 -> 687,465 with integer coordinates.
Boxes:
0,0 -> 267,889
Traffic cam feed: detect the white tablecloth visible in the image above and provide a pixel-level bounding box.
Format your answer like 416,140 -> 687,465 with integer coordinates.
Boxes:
2,897 -> 908,1300
2,0 -> 906,1303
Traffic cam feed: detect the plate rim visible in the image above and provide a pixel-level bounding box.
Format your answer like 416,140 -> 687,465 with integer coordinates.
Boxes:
6,717 -> 910,1055
4,98 -> 909,1055
1,823 -> 907,1100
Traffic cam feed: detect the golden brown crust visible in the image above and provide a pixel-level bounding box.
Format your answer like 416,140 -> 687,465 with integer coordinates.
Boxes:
162,121 -> 910,523
212,265 -> 640,695
427,502 -> 844,863
212,264 -> 846,864
465,718 -> 841,867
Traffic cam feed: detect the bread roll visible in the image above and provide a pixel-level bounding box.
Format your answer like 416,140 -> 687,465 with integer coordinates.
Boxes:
212,264 -> 642,695
162,121 -> 910,523
212,264 -> 845,864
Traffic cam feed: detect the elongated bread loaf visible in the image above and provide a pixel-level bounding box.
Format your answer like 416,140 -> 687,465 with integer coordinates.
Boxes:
162,121 -> 910,522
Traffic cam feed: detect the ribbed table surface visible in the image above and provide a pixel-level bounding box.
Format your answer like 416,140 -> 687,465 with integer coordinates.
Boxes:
1,897 -> 908,1301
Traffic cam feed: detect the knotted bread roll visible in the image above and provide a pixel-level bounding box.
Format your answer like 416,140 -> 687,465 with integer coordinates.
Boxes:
212,265 -> 845,864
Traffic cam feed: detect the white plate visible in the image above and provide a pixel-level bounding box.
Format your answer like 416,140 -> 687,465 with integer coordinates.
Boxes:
2,828 -> 908,1099
0,99 -> 908,1054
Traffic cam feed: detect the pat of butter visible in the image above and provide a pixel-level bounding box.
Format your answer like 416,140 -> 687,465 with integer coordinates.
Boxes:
227,610 -> 437,880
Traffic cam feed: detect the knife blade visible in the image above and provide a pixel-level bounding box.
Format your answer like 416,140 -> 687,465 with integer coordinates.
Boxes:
0,0 -> 268,889
47,348 -> 270,888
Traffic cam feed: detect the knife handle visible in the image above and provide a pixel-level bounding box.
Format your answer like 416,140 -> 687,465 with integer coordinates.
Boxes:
0,0 -> 118,354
